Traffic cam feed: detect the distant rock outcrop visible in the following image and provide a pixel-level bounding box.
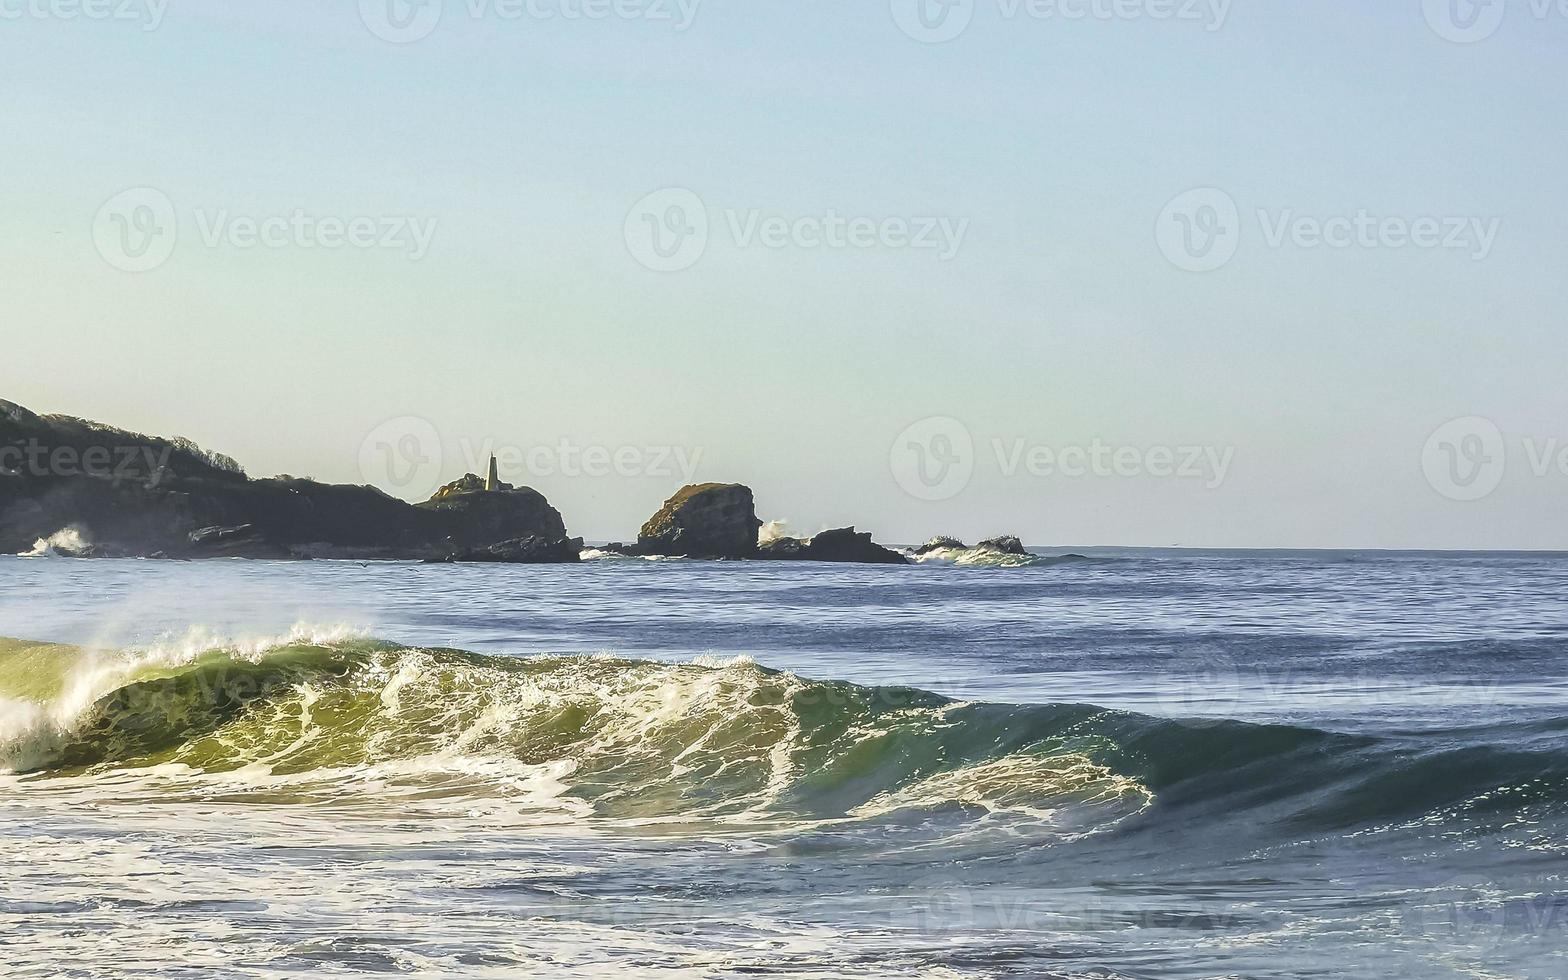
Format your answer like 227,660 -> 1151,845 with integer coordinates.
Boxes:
799,527 -> 909,565
638,483 -> 761,558
760,527 -> 909,565
910,535 -> 1027,558
914,536 -> 966,555
418,474 -> 568,549
978,535 -> 1027,556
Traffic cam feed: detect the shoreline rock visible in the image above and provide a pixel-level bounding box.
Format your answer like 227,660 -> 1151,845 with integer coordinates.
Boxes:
431,535 -> 583,565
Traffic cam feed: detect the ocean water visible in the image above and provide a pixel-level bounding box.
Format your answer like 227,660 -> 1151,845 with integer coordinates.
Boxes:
1,550 -> 1566,979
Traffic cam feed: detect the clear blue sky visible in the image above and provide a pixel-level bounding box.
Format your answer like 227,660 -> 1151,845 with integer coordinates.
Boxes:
3,2 -> 1565,548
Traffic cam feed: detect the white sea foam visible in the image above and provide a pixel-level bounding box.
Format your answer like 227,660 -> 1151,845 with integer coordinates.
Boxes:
907,544 -> 1042,568
758,520 -> 795,546
19,526 -> 91,557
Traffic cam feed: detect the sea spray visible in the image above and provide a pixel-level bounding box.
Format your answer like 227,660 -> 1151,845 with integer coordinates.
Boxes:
20,527 -> 92,558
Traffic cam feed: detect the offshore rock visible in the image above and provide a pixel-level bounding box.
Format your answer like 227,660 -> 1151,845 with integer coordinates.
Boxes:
914,536 -> 967,555
417,474 -> 568,549
978,535 -> 1028,556
800,527 -> 909,565
760,527 -> 909,565
638,483 -> 761,559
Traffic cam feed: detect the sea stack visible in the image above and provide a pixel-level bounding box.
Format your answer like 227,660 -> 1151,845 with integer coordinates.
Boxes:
638,483 -> 762,559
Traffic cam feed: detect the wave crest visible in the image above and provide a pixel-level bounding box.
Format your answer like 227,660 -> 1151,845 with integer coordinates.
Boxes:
0,635 -> 1152,836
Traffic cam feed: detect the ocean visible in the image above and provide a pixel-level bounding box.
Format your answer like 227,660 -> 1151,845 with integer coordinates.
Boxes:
2,550 -> 1565,978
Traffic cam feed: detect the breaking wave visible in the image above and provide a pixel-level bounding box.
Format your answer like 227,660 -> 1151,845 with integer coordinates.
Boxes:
906,544 -> 1090,568
0,633 -> 1151,835
3,633 -> 1565,839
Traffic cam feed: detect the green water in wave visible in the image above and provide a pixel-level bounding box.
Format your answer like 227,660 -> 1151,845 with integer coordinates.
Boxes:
0,636 -> 1151,827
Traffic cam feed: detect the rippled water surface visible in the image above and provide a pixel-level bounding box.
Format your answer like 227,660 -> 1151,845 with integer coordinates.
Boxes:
2,551 -> 1566,978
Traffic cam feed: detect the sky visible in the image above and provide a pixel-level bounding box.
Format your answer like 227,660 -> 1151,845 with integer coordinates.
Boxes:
2,1 -> 1565,549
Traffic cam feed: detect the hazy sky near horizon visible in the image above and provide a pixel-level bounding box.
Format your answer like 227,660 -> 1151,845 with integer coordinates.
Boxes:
3,2 -> 1565,548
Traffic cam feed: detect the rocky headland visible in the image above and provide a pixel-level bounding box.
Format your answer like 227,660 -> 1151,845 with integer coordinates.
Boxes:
2,400 -> 1027,566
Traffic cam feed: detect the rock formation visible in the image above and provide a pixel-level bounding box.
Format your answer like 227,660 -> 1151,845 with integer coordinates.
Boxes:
978,535 -> 1028,556
0,399 -> 572,561
909,535 -> 1028,558
913,536 -> 966,555
759,527 -> 909,565
419,474 -> 568,549
3,400 -> 1030,570
637,483 -> 762,558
